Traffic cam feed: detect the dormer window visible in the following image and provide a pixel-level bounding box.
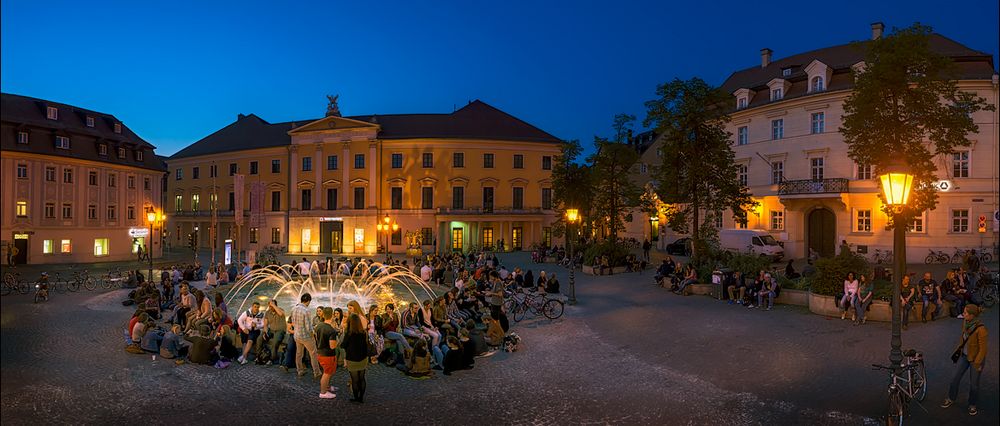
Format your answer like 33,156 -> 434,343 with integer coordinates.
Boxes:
86,116 -> 95,127
17,131 -> 29,144
114,123 -> 122,134
811,76 -> 824,92
118,147 -> 126,159
782,68 -> 792,77
732,88 -> 755,111
766,78 -> 791,102
47,106 -> 59,120
771,88 -> 783,101
98,144 -> 108,156
55,136 -> 70,149
135,150 -> 144,161
737,97 -> 747,109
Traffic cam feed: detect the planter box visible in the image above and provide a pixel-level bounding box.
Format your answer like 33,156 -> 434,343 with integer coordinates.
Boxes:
807,294 -> 954,322
687,283 -> 714,297
581,265 -> 628,276
808,292 -> 841,317
776,289 -> 809,307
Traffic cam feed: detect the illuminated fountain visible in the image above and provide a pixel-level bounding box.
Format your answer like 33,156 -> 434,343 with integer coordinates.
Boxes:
223,260 -> 444,316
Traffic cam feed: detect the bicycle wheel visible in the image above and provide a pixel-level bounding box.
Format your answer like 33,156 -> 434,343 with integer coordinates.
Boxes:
84,277 -> 97,291
54,281 -> 67,294
887,390 -> 905,426
101,277 -> 113,290
983,287 -> 997,308
542,299 -> 564,319
17,280 -> 29,294
67,280 -> 80,292
513,303 -> 527,322
982,253 -> 993,263
923,255 -> 934,265
34,291 -> 43,303
502,298 -> 516,314
911,361 -> 927,401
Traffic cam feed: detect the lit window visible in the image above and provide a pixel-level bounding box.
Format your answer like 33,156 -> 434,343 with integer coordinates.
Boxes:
952,151 -> 970,178
94,238 -> 109,256
951,209 -> 969,233
191,194 -> 200,211
810,112 -> 825,134
855,209 -> 872,232
770,210 -> 784,230
61,239 -> 72,253
271,227 -> 281,244
174,195 -> 182,211
43,240 -> 54,254
771,119 -> 783,140
56,136 -> 70,149
16,164 -> 27,179
47,106 -> 58,120
86,116 -> 95,127
17,131 -> 28,144
15,201 -> 27,217
249,228 -> 258,243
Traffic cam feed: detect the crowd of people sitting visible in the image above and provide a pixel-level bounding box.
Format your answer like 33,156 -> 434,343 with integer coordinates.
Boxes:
122,250 -> 559,402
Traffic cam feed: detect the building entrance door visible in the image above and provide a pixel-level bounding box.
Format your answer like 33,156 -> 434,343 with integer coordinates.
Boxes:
808,208 -> 836,258
12,234 -> 28,265
320,221 -> 343,253
512,227 -> 522,250
452,228 -> 464,251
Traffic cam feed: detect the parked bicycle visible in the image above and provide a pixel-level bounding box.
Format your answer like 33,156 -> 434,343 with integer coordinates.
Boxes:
2,269 -> 30,295
924,249 -> 949,265
102,267 -> 126,290
507,289 -> 564,322
71,268 -> 97,291
872,249 -> 893,265
872,349 -> 927,426
973,271 -> 998,307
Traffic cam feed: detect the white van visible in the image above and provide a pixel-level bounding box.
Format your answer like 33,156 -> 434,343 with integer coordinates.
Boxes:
719,229 -> 784,261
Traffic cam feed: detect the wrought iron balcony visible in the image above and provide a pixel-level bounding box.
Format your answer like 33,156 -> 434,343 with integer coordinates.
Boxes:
436,207 -> 545,215
778,178 -> 849,195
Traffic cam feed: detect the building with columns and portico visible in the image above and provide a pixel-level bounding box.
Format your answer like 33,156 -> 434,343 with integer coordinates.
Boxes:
165,99 -> 562,261
634,23 -> 999,262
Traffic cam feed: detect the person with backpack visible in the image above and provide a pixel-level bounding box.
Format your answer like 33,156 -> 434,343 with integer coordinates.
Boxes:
941,304 -> 988,416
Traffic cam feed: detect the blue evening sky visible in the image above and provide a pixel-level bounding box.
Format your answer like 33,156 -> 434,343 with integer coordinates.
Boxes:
2,0 -> 997,157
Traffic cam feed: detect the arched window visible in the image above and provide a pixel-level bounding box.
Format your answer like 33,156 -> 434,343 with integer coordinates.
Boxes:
811,76 -> 824,92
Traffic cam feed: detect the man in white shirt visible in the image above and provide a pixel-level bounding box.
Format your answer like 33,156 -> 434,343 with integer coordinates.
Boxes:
420,263 -> 433,283
297,258 -> 312,276
237,301 -> 267,365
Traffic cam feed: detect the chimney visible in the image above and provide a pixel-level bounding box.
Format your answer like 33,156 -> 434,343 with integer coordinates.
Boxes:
237,113 -> 246,120
871,22 -> 884,40
760,48 -> 773,68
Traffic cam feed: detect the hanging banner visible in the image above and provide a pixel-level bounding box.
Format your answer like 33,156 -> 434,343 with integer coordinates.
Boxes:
234,174 -> 245,226
249,182 -> 265,228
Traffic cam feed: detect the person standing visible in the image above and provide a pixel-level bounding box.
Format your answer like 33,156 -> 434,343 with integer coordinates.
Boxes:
941,304 -> 988,416
264,299 -> 287,365
642,239 -> 651,262
289,293 -> 321,378
341,314 -> 370,403
297,258 -> 312,277
315,307 -> 339,399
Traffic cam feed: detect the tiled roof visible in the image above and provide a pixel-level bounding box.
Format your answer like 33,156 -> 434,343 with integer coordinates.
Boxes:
720,34 -> 996,108
1,93 -> 165,171
169,100 -> 561,159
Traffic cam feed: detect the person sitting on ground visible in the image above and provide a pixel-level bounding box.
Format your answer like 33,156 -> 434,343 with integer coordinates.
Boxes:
131,312 -> 151,345
237,301 -> 267,365
160,280 -> 175,310
160,324 -> 187,360
442,335 -> 466,376
522,270 -> 535,289
185,324 -> 218,365
214,292 -> 229,322
171,266 -> 181,285
674,265 -> 697,295
140,319 -> 163,353
458,328 -> 476,369
785,260 -> 800,279
404,339 -> 433,378
217,324 -> 241,360
484,313 -> 504,348
727,271 -> 746,305
205,267 -> 217,287
185,290 -> 212,332
544,273 -> 560,294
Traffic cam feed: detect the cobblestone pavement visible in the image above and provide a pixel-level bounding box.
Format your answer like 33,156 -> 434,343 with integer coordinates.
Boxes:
1,252 -> 995,425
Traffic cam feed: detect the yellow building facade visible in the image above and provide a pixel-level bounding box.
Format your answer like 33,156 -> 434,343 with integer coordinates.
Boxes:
166,100 -> 561,261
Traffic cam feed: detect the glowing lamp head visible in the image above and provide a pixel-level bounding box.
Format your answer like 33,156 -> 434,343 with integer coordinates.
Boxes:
383,214 -> 391,224
391,223 -> 399,232
147,211 -> 157,222
376,224 -> 384,231
565,208 -> 579,223
879,163 -> 913,207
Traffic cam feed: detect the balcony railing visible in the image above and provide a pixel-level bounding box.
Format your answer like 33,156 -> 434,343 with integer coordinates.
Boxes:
436,207 -> 544,215
172,210 -> 241,217
778,178 -> 849,195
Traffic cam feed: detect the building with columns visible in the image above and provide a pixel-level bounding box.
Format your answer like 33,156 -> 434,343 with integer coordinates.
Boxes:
165,100 -> 561,260
639,24 -> 999,262
1,93 -> 167,265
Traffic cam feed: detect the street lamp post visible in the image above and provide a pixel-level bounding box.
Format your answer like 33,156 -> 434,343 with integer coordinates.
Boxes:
879,163 -> 914,373
565,208 -> 579,305
146,210 -> 163,284
376,214 -> 398,262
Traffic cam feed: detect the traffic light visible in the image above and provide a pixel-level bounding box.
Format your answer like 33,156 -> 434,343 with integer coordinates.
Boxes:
978,215 -> 987,233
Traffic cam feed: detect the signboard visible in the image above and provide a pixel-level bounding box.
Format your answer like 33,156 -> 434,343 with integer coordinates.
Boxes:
128,228 -> 150,238
224,239 -> 233,265
13,233 -> 29,239
932,180 -> 953,192
320,217 -> 343,222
